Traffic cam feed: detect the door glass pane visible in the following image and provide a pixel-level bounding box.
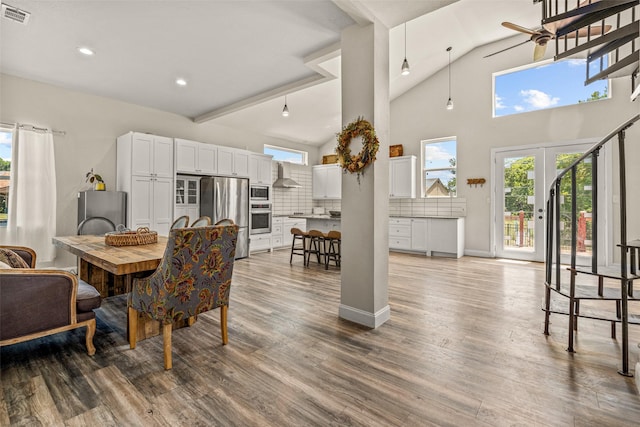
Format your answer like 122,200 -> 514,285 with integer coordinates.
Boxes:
503,155 -> 535,252
555,152 -> 591,256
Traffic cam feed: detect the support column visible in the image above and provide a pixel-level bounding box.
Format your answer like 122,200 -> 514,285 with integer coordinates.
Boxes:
338,21 -> 390,328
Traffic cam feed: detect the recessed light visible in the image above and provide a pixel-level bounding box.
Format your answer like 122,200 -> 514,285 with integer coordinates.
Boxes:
175,78 -> 187,87
77,47 -> 94,56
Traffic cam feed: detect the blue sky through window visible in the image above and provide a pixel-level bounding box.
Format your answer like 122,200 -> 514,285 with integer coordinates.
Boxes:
0,131 -> 11,160
264,145 -> 306,164
494,59 -> 608,117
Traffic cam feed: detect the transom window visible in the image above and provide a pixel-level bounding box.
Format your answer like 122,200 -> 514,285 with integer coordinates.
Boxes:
264,144 -> 307,165
422,137 -> 456,198
493,58 -> 609,117
0,129 -> 12,227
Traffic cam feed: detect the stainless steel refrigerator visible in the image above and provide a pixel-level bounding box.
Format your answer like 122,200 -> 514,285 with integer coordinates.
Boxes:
77,191 -> 127,235
200,177 -> 249,259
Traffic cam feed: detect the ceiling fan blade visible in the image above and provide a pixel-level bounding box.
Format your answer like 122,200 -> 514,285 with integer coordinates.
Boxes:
564,24 -> 612,38
483,39 -> 531,59
533,43 -> 547,61
502,22 -> 541,36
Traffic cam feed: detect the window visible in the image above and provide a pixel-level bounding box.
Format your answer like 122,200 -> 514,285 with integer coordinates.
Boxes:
422,137 -> 456,198
0,129 -> 12,227
264,144 -> 307,165
494,58 -> 609,117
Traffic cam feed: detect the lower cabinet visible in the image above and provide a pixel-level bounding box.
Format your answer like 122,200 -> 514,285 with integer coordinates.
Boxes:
270,217 -> 306,250
389,217 -> 464,258
250,233 -> 272,253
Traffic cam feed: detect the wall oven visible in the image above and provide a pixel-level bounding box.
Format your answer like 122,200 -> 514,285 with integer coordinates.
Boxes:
250,185 -> 270,202
250,203 -> 272,234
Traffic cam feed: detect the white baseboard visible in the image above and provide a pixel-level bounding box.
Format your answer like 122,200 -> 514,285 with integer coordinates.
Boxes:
463,249 -> 493,258
339,304 -> 390,329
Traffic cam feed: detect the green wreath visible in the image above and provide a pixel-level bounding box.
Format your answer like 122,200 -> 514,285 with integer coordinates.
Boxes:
335,117 -> 379,178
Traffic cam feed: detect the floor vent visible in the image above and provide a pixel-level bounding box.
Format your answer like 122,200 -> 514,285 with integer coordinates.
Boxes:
2,4 -> 30,25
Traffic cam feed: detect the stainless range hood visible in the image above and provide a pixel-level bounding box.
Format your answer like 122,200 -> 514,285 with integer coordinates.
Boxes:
273,162 -> 301,188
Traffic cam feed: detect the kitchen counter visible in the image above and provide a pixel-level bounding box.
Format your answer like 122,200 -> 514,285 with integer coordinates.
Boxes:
289,214 -> 340,220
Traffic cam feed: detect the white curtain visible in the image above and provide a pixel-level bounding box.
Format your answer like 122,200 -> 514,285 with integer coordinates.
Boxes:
5,127 -> 57,262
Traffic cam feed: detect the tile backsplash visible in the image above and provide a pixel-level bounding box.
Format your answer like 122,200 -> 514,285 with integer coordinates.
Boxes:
271,162 -> 313,216
270,161 -> 466,217
314,197 -> 466,217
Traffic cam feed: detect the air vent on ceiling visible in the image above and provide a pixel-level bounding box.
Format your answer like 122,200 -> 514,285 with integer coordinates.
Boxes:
2,4 -> 30,25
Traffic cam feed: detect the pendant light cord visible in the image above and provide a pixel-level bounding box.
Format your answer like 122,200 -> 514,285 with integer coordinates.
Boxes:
404,23 -> 407,59
447,47 -> 452,99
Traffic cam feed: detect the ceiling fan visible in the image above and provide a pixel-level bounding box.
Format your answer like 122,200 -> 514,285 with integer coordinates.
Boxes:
484,21 -> 611,61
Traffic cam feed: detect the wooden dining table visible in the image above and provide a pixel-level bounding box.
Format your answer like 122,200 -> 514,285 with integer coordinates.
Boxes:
53,234 -> 168,298
52,235 -> 181,342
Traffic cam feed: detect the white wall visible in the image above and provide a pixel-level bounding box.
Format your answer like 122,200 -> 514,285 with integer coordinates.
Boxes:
390,38 -> 638,256
0,73 -> 320,266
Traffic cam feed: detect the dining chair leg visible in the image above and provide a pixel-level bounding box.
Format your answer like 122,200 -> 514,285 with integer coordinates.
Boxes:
163,322 -> 172,370
220,305 -> 229,345
85,318 -> 96,356
128,306 -> 137,349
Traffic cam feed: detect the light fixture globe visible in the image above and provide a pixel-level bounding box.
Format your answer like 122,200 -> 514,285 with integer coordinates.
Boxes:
282,95 -> 289,117
446,98 -> 454,110
401,58 -> 410,76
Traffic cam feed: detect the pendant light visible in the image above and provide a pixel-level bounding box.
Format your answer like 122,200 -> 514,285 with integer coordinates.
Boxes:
282,95 -> 289,117
401,22 -> 410,76
446,46 -> 454,110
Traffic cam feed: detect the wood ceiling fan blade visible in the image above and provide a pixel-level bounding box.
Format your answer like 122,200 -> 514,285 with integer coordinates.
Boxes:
483,39 -> 531,59
533,43 -> 547,62
564,24 -> 612,38
502,22 -> 540,36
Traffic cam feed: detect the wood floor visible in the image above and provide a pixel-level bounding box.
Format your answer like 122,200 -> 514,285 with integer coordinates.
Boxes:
2,251 -> 639,426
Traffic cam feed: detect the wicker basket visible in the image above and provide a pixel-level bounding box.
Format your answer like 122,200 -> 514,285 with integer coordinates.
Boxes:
389,145 -> 403,157
105,227 -> 158,246
322,154 -> 338,164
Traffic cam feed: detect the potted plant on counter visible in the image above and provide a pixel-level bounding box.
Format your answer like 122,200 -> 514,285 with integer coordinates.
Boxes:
86,168 -> 106,191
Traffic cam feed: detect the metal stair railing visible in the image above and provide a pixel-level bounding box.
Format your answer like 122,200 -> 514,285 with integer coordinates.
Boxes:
544,113 -> 639,376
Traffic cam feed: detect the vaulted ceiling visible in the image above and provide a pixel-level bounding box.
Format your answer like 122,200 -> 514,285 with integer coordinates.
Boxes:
1,0 -> 542,145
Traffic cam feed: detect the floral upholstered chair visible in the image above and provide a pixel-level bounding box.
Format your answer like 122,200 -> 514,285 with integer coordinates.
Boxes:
128,224 -> 239,370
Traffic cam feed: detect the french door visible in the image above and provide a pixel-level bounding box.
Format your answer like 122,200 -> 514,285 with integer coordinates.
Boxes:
494,143 -> 598,263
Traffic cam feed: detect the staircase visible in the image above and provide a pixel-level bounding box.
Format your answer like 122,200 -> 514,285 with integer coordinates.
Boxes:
539,0 -> 640,377
540,0 -> 639,89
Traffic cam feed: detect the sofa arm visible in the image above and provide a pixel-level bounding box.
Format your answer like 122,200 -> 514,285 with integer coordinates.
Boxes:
0,269 -> 77,341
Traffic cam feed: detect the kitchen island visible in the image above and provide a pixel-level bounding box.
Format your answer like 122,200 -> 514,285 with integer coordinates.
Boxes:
289,214 -> 340,232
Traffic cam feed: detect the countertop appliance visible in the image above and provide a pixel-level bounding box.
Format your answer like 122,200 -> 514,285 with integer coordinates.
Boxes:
200,177 -> 249,259
77,191 -> 127,235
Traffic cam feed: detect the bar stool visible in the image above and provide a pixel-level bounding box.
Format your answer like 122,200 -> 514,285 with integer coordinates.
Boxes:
305,230 -> 325,267
290,228 -> 308,264
324,230 -> 341,270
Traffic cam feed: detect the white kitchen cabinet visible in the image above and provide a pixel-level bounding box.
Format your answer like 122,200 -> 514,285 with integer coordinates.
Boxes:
389,217 -> 463,257
389,156 -> 416,199
117,132 -> 174,236
175,138 -> 217,175
249,153 -> 273,185
217,146 -> 250,177
175,176 -> 200,221
389,218 -> 412,250
312,164 -> 341,200
250,233 -> 272,253
410,218 -> 428,251
270,217 -> 306,250
283,218 -> 307,248
428,217 -> 465,258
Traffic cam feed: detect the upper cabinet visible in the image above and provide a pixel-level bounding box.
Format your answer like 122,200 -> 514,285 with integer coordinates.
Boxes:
217,146 -> 250,177
389,155 -> 416,198
312,164 -> 341,200
249,153 -> 273,184
117,132 -> 174,235
175,138 -> 217,175
127,132 -> 173,178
